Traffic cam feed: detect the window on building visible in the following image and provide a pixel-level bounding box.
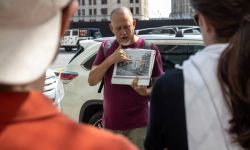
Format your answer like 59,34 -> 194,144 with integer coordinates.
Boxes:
89,9 -> 92,15
130,0 -> 133,3
101,0 -> 107,4
78,0 -> 80,5
117,0 -> 120,4
101,8 -> 108,15
130,7 -> 133,14
82,9 -> 85,15
89,0 -> 92,5
136,0 -> 139,3
136,7 -> 139,14
94,9 -> 97,15
82,0 -> 85,5
78,9 -> 81,16
93,0 -> 96,5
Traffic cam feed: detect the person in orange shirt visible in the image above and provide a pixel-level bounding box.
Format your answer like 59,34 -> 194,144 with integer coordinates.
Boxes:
0,0 -> 138,150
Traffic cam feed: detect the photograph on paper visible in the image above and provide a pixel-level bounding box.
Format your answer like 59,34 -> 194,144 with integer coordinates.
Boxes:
112,48 -> 156,85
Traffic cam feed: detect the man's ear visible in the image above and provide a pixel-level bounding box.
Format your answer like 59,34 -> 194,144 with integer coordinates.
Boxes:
60,0 -> 79,37
133,19 -> 136,28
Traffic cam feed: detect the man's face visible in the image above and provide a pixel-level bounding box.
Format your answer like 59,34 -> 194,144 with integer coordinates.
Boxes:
110,13 -> 136,46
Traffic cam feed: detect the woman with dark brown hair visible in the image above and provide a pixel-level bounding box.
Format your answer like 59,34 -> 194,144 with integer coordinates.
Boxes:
145,0 -> 250,150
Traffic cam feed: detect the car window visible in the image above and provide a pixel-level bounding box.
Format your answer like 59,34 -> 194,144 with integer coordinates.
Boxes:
157,44 -> 204,71
93,32 -> 102,38
151,29 -> 175,34
72,30 -> 79,36
137,29 -> 154,35
64,30 -> 70,36
194,29 -> 201,34
81,54 -> 97,70
137,28 -> 175,35
183,29 -> 193,33
88,29 -> 97,36
160,29 -> 176,34
189,45 -> 203,53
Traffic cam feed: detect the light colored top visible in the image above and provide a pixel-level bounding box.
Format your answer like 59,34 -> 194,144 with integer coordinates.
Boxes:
183,44 -> 242,150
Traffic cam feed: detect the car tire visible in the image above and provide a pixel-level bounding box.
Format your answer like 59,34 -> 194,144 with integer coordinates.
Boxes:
65,47 -> 72,52
88,111 -> 103,128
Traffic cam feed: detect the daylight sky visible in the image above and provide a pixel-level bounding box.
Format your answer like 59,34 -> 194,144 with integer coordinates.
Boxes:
148,0 -> 171,18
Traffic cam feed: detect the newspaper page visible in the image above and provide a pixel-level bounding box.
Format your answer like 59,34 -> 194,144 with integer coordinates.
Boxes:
111,48 -> 156,86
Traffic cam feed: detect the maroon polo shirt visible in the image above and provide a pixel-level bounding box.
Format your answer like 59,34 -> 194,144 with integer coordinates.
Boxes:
93,38 -> 163,130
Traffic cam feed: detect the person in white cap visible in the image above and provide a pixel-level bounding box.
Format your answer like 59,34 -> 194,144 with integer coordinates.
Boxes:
0,0 -> 138,150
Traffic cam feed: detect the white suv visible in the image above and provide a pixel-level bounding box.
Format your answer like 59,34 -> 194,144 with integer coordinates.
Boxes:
59,34 -> 204,127
135,25 -> 201,35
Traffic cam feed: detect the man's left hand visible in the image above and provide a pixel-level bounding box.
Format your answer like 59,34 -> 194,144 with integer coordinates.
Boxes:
131,77 -> 151,96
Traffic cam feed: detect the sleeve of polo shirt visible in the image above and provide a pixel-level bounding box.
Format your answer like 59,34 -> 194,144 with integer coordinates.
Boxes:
92,41 -> 107,66
150,44 -> 164,78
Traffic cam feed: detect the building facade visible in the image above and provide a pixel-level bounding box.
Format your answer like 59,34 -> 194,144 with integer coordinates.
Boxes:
169,0 -> 194,19
73,0 -> 149,22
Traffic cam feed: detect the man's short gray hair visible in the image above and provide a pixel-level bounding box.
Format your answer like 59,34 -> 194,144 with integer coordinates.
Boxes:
110,7 -> 133,21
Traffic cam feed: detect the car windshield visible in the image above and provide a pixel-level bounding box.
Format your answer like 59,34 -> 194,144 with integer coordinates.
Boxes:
64,30 -> 70,36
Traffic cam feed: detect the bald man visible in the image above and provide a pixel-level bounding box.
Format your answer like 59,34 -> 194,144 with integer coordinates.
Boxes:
88,7 -> 163,149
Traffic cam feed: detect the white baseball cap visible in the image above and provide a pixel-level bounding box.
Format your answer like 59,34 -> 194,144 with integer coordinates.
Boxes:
0,0 -> 70,85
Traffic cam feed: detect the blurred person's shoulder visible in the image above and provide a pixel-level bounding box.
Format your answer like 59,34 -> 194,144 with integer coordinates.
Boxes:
49,113 -> 138,150
77,124 -> 138,150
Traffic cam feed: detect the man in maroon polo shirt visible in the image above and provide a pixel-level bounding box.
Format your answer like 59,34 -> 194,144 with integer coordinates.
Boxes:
88,7 -> 163,150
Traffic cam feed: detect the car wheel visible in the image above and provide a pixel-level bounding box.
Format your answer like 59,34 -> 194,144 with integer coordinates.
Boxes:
65,47 -> 72,52
88,111 -> 103,128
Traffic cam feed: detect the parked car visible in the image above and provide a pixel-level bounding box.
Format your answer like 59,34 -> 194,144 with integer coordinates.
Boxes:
60,28 -> 102,51
43,69 -> 64,110
135,25 -> 201,35
59,33 -> 204,127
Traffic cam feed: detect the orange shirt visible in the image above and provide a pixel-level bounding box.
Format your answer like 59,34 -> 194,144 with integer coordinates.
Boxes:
0,91 -> 138,150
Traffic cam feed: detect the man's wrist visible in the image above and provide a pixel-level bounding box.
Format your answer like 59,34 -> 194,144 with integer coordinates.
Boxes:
146,88 -> 151,96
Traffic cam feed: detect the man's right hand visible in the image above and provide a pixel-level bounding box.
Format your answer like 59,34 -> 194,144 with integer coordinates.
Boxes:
88,45 -> 130,86
108,45 -> 131,64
